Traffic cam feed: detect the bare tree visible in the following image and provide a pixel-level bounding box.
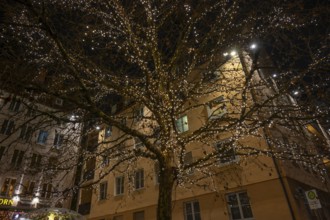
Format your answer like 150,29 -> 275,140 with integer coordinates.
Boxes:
0,1 -> 329,220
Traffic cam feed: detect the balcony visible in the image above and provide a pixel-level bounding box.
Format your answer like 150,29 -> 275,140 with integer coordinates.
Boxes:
78,202 -> 91,215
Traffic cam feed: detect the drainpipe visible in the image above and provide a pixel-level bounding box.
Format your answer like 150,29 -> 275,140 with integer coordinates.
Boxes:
264,128 -> 296,220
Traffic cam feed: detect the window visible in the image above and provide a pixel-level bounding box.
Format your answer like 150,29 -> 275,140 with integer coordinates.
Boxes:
37,130 -> 48,144
134,137 -> 143,148
27,107 -> 37,117
133,211 -> 145,220
41,183 -> 52,198
0,178 -> 16,197
99,182 -> 108,200
30,153 -> 42,168
115,176 -> 124,195
8,98 -> 21,112
53,132 -> 64,148
133,107 -> 144,121
215,140 -> 237,164
134,169 -> 144,190
184,151 -> 194,174
0,146 -> 5,161
11,149 -> 25,168
176,115 -> 189,133
19,124 -> 33,141
48,157 -> 58,170
104,126 -> 112,138
27,181 -> 35,196
184,200 -> 201,220
206,96 -> 226,119
1,120 -> 15,135
226,192 -> 253,220
154,162 -> 160,184
102,154 -> 110,166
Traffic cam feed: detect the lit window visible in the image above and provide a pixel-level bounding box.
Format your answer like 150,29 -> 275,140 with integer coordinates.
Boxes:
104,126 -> 112,138
99,182 -> 108,200
134,169 -> 144,190
184,200 -> 201,220
133,211 -> 145,220
206,96 -> 226,120
11,149 -> 25,168
0,178 -> 16,197
115,176 -> 124,195
8,98 -> 21,112
215,140 -> 238,164
19,125 -> 33,141
37,130 -> 48,144
1,120 -> 15,135
176,115 -> 189,133
53,132 -> 64,148
226,192 -> 253,220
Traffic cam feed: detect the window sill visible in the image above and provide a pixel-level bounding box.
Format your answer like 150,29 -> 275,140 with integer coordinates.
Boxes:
134,187 -> 145,193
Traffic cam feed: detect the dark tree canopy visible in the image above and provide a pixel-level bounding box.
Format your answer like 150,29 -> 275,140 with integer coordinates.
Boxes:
0,1 -> 329,220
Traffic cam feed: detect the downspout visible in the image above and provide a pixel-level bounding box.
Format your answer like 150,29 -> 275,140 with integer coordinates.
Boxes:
238,50 -> 296,219
264,128 -> 296,220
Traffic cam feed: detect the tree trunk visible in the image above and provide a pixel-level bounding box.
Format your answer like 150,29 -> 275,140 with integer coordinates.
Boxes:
157,165 -> 175,220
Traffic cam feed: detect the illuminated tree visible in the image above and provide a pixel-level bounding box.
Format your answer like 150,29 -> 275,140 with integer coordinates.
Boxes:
0,1 -> 329,220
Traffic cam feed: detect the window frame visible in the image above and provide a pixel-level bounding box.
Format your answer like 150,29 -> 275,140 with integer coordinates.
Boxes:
37,130 -> 49,145
30,153 -> 42,168
0,178 -> 17,197
0,146 -> 6,161
184,151 -> 194,174
184,200 -> 201,220
133,211 -> 145,220
134,169 -> 144,190
40,183 -> 52,199
206,96 -> 226,120
1,119 -> 15,135
11,149 -> 25,168
226,191 -> 254,220
19,124 -> 33,141
99,181 -> 108,200
133,107 -> 144,122
53,132 -> 64,148
176,115 -> 189,133
134,137 -> 143,149
8,98 -> 21,112
115,176 -> 124,196
214,140 -> 238,165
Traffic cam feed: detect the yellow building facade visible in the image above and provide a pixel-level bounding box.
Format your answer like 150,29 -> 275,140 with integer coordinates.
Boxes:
78,57 -> 330,220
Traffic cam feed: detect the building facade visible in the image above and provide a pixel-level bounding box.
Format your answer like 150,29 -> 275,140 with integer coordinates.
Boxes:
0,91 -> 81,219
76,56 -> 330,220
